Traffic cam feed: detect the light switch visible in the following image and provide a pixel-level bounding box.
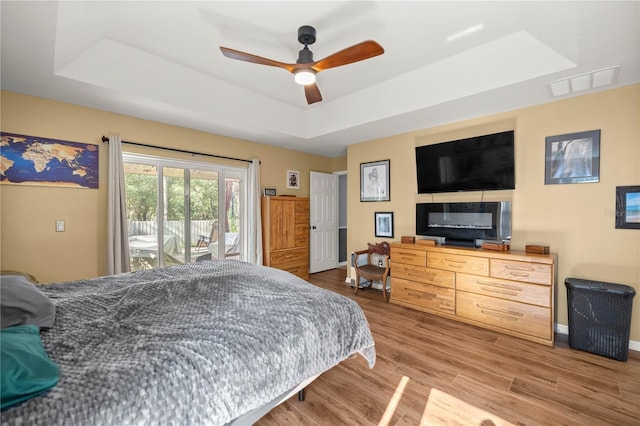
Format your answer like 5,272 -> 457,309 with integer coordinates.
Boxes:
56,220 -> 65,232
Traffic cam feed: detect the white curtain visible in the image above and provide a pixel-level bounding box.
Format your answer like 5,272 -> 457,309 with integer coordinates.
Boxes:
247,158 -> 263,265
106,135 -> 130,274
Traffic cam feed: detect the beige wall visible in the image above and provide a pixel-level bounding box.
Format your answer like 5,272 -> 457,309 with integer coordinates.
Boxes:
348,84 -> 640,342
0,91 -> 341,282
2,86 -> 638,342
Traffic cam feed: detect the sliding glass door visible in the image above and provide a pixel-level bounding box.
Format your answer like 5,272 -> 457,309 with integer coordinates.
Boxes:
123,154 -> 246,271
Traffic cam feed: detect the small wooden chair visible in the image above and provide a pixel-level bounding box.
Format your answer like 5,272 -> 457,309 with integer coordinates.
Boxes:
352,242 -> 391,302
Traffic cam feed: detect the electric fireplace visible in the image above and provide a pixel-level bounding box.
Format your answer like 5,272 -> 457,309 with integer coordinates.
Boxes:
416,202 -> 511,247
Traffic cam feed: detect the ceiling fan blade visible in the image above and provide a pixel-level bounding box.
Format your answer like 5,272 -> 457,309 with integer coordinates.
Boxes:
219,47 -> 296,72
312,41 -> 384,72
304,83 -> 322,105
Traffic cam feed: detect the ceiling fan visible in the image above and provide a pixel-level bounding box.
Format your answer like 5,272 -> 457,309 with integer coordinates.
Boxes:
219,25 -> 384,105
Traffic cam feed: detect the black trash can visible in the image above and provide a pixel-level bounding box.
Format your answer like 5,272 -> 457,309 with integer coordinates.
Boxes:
565,278 -> 636,361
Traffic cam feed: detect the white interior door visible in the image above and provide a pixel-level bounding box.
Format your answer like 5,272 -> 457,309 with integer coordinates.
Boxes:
309,171 -> 338,273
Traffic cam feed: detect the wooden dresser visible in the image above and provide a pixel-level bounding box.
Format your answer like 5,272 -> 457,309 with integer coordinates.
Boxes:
262,196 -> 309,280
390,243 -> 557,346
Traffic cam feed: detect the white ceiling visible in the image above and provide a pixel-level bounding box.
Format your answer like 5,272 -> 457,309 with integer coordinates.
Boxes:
1,1 -> 639,157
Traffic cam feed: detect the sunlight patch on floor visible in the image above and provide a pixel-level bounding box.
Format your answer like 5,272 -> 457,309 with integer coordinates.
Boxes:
421,388 -> 515,426
376,376 -> 516,426
378,376 -> 409,426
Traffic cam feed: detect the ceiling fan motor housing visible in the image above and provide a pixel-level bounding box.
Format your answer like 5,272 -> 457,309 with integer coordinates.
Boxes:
297,47 -> 314,64
297,26 -> 316,64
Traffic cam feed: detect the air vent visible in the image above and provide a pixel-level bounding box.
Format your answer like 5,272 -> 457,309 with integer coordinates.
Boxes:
548,65 -> 620,97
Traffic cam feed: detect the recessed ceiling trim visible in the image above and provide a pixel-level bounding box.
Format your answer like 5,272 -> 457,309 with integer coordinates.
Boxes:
55,38 -> 309,138
308,30 -> 576,138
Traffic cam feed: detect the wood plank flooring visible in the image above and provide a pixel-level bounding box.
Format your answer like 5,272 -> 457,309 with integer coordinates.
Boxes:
257,268 -> 640,426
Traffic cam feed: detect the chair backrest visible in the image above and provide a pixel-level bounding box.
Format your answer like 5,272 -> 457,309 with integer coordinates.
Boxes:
208,220 -> 219,243
367,241 -> 390,256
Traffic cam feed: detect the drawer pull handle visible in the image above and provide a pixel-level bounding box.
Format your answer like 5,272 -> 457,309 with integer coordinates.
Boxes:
477,281 -> 523,296
445,258 -> 466,264
480,309 -> 520,321
508,271 -> 530,278
476,303 -> 523,319
408,273 -> 430,279
407,271 -> 436,277
479,286 -> 519,297
407,290 -> 434,300
399,252 -> 417,257
504,264 -> 534,272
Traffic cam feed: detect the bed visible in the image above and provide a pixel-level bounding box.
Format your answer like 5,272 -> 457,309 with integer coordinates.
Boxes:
0,260 -> 376,425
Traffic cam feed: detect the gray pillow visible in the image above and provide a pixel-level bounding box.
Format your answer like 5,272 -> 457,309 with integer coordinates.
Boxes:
1,275 -> 55,329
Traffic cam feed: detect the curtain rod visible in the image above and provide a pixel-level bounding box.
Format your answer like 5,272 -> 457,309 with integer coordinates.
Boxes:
101,136 -> 253,164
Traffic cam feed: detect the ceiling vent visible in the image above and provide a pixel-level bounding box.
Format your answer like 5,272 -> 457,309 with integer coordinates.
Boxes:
548,65 -> 620,97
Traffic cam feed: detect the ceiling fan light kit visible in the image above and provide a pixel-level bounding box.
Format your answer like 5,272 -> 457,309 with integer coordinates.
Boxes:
219,25 -> 384,104
294,69 -> 316,85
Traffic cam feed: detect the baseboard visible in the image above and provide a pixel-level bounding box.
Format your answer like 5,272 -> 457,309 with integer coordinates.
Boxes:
555,324 -> 569,335
555,323 -> 640,352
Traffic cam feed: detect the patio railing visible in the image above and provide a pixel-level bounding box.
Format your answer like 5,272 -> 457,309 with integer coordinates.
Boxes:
129,220 -> 214,248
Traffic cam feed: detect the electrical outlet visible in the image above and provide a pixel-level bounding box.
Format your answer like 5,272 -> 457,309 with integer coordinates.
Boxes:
56,220 -> 65,232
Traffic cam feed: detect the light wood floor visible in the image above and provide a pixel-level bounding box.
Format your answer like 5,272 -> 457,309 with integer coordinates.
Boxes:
257,268 -> 640,426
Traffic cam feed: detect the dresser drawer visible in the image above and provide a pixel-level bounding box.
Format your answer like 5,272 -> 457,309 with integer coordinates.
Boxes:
391,277 -> 455,314
270,248 -> 309,265
457,273 -> 550,307
278,263 -> 309,280
456,291 -> 551,340
392,263 -> 455,288
490,259 -> 552,286
391,247 -> 427,267
428,252 -> 489,276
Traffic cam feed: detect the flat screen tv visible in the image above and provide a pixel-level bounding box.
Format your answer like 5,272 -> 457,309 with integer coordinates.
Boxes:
415,130 -> 515,193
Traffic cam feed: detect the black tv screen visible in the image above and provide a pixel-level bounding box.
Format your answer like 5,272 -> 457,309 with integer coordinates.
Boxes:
415,130 -> 515,193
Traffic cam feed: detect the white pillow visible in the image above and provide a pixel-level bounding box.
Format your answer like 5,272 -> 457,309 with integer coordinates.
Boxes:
370,253 -> 388,268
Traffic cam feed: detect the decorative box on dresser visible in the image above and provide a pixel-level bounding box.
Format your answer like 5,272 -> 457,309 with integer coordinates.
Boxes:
390,243 -> 557,346
262,196 -> 310,280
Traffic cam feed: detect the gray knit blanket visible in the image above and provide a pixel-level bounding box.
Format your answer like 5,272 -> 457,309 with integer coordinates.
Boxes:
1,260 -> 376,425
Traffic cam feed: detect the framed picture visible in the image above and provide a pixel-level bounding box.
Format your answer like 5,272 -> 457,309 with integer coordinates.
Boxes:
374,212 -> 394,238
545,130 -> 600,185
360,159 -> 390,202
286,170 -> 300,189
0,132 -> 99,189
263,188 -> 276,196
615,185 -> 640,229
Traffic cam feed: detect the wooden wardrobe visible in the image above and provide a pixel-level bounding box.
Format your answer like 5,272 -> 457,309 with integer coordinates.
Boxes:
261,196 -> 309,280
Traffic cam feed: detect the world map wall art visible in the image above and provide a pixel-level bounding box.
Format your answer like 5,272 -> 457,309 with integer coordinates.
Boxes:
0,132 -> 98,189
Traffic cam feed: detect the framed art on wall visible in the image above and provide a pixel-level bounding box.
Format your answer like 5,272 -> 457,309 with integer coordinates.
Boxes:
545,129 -> 600,185
360,159 -> 390,202
0,132 -> 99,189
374,212 -> 394,238
615,185 -> 640,229
286,170 -> 300,189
